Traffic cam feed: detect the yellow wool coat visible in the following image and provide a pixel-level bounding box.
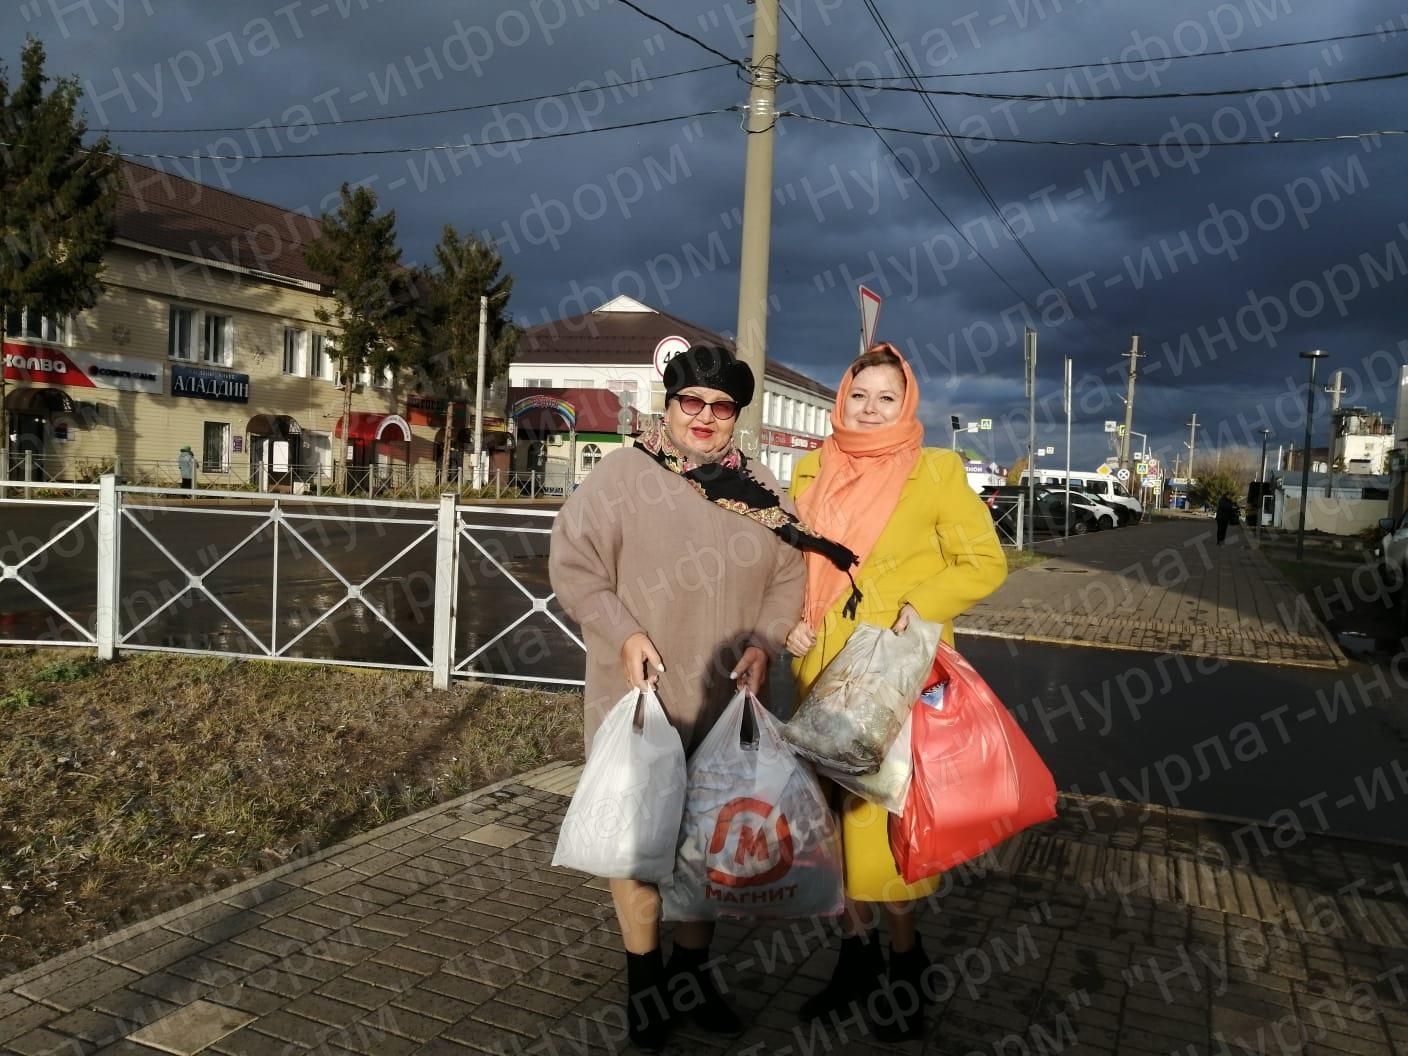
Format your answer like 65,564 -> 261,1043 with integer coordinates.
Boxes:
789,447 -> 1008,902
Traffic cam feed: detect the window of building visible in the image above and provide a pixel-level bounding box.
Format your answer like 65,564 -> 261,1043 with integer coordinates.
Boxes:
202,313 -> 232,366
524,377 -> 552,388
310,334 -> 327,380
202,421 -> 230,472
787,398 -> 798,430
5,309 -> 68,343
565,378 -> 593,388
780,450 -> 794,483
606,379 -> 638,406
282,327 -> 306,375
168,306 -> 195,360
581,443 -> 603,471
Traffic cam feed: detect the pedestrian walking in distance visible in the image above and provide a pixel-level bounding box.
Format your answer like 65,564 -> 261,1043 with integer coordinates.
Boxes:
786,343 -> 1008,1041
1216,494 -> 1239,545
549,343 -> 857,1051
178,445 -> 195,490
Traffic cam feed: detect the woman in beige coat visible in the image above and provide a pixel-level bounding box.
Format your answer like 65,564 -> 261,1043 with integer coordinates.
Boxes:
550,343 -> 856,1050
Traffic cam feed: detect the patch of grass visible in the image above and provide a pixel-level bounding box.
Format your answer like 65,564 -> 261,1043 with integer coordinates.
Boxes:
0,648 -> 583,975
32,658 -> 99,683
1,686 -> 44,712
1005,548 -> 1046,573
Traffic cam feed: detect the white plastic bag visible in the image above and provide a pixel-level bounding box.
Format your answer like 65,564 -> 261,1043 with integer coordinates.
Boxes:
552,689 -> 686,881
817,707 -> 913,815
661,690 -> 843,921
783,617 -> 942,774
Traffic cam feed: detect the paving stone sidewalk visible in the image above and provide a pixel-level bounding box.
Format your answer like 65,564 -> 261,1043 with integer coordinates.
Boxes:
956,520 -> 1347,669
4,761 -> 1406,1056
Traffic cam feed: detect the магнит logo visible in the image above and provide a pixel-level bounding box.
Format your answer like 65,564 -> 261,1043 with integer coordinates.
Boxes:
705,796 -> 793,888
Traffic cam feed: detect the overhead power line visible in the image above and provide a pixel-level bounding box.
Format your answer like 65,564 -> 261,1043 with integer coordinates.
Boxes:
614,0 -> 745,70
778,7 -> 1038,309
858,0 -> 1066,297
96,63 -> 734,134
819,27 -> 1403,80
92,110 -> 734,161
794,67 -> 1408,101
785,110 -> 1408,147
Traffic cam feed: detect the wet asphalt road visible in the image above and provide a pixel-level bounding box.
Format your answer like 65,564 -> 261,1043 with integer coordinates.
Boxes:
5,504 -> 1408,840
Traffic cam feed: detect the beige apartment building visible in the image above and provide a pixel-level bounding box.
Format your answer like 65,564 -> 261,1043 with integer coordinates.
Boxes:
2,161 -> 494,490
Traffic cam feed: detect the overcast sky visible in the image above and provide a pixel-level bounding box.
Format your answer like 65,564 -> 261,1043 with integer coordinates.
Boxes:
6,0 -> 1406,471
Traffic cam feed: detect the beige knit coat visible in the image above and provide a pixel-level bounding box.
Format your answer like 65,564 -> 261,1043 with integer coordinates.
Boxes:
549,448 -> 806,755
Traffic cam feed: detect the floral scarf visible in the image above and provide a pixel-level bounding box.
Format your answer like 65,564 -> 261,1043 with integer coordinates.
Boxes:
634,422 -> 862,613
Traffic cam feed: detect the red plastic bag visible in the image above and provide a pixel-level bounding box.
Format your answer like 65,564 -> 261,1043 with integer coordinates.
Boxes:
888,642 -> 1057,883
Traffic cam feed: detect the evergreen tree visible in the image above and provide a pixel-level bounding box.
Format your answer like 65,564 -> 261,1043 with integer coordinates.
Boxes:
304,184 -> 410,492
0,38 -> 117,477
413,225 -> 517,487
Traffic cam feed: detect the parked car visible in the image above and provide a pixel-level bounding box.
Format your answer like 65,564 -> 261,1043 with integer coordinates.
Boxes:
1377,512 -> 1408,592
1023,470 -> 1143,525
981,485 -> 1101,536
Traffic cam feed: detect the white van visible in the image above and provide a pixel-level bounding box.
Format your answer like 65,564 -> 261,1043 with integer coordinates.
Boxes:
1023,469 -> 1143,525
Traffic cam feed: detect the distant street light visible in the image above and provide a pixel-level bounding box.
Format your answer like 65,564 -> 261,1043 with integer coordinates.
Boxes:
1297,350 -> 1328,560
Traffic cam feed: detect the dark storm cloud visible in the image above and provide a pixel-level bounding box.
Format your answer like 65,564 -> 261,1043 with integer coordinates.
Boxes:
5,0 -> 1405,470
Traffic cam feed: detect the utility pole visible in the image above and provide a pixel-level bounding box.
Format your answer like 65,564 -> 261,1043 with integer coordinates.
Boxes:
1186,413 -> 1199,484
1297,349 -> 1328,561
472,295 -> 488,489
1118,334 -> 1142,477
1064,356 -> 1073,539
1325,368 -> 1346,498
1025,328 -> 1037,547
732,0 -> 780,460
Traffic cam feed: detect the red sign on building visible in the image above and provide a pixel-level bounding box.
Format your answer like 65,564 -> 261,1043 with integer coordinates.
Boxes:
761,428 -> 822,451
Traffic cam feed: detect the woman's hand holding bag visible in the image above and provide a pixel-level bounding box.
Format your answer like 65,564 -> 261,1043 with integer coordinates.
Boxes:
552,688 -> 686,881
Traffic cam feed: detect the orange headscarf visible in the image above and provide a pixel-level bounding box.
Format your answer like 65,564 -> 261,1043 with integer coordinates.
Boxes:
795,345 -> 924,628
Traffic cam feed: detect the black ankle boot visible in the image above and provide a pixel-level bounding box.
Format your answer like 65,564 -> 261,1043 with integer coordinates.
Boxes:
625,949 -> 671,1051
800,931 -> 886,1023
664,944 -> 744,1037
869,941 -> 930,1043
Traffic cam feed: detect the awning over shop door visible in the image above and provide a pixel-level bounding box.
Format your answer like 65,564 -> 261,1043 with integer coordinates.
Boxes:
333,412 -> 411,443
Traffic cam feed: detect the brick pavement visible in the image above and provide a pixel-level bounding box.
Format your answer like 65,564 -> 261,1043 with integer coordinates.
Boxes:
956,520 -> 1347,669
4,761 -> 1405,1055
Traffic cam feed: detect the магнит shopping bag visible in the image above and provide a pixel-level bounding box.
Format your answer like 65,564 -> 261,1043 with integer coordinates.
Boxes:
782,617 -> 942,774
889,643 -> 1057,882
661,689 -> 843,921
552,689 -> 686,882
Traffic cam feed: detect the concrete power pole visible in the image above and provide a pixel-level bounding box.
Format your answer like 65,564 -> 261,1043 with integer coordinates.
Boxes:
472,295 -> 488,489
732,0 -> 780,460
1324,368 -> 1346,497
1118,334 -> 1142,476
1186,413 -> 1199,483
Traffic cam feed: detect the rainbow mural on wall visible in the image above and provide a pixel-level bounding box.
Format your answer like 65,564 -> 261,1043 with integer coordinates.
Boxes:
509,395 -> 576,429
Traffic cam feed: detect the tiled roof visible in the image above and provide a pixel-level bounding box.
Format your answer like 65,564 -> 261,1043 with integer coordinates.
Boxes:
114,160 -> 329,286
518,304 -> 836,401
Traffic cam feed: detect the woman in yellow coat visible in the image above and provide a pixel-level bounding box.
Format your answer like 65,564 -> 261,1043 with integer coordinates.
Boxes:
785,344 -> 1008,1041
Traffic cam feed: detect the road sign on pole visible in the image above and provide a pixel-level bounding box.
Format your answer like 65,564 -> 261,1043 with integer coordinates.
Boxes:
859,285 -> 882,354
979,418 -> 993,431
1117,468 -> 1131,482
1104,420 -> 1118,433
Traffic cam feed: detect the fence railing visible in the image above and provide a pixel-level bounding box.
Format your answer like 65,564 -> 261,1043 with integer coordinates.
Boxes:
0,475 -> 585,688
0,453 -> 582,503
988,494 -> 1026,549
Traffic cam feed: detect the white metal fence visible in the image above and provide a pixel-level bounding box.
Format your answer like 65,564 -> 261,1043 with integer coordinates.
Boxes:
1,452 -> 584,503
0,475 -> 585,688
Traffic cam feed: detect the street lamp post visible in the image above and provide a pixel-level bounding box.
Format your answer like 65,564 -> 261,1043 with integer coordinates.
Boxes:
1257,427 -> 1272,544
1296,350 -> 1328,560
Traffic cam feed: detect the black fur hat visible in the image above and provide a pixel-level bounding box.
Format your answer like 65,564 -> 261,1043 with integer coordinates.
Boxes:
663,343 -> 755,408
